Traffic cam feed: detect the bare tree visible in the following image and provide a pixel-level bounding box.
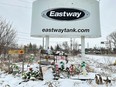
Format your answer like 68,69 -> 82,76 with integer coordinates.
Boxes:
62,41 -> 69,50
72,39 -> 78,50
108,31 -> 116,48
0,18 -> 17,57
62,41 -> 70,53
106,36 -> 112,53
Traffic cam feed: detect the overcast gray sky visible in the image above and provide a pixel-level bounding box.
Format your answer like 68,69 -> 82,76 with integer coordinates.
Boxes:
0,0 -> 116,48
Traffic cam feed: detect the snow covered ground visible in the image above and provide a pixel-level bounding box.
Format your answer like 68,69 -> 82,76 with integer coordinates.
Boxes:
0,54 -> 116,87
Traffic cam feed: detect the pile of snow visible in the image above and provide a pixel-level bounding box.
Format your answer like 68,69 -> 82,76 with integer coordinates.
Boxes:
0,55 -> 116,87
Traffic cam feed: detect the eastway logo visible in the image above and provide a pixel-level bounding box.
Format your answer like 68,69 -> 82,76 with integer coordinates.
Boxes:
42,8 -> 90,21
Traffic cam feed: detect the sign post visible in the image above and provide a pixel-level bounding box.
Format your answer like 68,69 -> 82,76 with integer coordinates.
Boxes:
45,36 -> 49,50
81,36 -> 85,59
22,54 -> 25,73
8,49 -> 25,73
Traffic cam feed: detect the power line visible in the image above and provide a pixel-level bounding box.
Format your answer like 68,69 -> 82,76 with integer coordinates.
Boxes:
18,38 -> 41,42
18,32 -> 30,35
17,32 -> 70,42
17,37 -> 63,42
18,36 -> 45,39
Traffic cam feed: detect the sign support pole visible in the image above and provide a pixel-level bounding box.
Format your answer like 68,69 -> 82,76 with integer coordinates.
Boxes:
22,54 -> 25,73
45,36 -> 49,50
43,37 -> 44,49
8,54 -> 11,73
81,36 -> 85,60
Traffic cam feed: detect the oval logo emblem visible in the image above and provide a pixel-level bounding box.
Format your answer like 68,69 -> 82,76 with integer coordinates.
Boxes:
42,8 -> 90,21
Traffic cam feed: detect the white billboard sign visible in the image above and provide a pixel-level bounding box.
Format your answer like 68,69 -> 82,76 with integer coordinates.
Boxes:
31,0 -> 101,38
